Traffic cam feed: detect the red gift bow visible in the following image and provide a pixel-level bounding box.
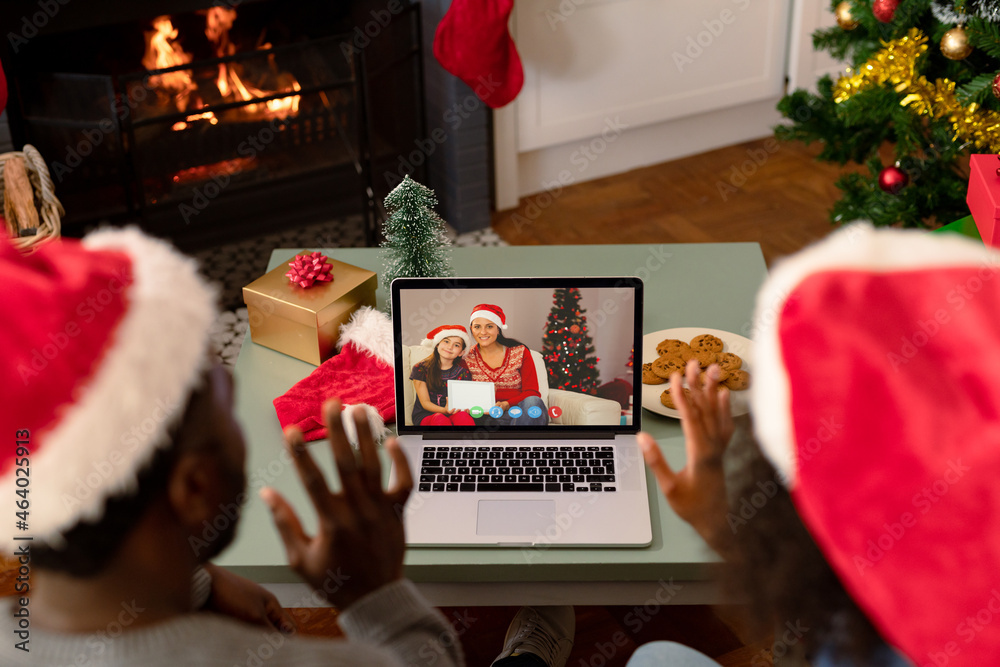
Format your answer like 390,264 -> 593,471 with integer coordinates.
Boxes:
285,252 -> 334,288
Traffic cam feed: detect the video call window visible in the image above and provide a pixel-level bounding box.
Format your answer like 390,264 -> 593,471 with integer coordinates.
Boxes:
395,282 -> 639,429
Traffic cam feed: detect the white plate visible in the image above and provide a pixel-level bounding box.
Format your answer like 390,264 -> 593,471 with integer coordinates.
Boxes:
641,327 -> 752,419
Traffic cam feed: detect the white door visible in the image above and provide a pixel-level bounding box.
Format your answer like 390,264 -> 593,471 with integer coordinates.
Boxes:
787,0 -> 847,93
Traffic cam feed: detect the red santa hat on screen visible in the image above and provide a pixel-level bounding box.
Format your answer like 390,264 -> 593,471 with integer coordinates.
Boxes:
470,303 -> 507,329
0,228 -> 217,551
420,324 -> 472,350
749,223 -> 1000,667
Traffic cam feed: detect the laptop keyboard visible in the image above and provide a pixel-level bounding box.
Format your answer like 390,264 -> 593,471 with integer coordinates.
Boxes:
417,446 -> 617,493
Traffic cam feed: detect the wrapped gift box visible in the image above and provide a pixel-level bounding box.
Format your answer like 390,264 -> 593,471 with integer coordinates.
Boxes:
242,251 -> 377,365
966,154 -> 1000,248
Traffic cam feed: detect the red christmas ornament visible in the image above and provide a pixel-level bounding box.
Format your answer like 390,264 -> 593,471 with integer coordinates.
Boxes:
872,0 -> 900,22
993,73 -> 1000,100
286,251 -> 334,288
878,165 -> 909,194
570,325 -> 580,333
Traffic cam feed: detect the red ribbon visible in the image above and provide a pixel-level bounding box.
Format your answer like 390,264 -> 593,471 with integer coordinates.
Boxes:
286,251 -> 334,288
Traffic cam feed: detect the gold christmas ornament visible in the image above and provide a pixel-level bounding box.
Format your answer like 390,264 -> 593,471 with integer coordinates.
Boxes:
835,1 -> 860,30
833,29 -> 1000,153
941,25 -> 973,60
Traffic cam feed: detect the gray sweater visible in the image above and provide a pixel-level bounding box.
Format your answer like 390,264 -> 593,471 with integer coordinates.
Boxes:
0,579 -> 464,666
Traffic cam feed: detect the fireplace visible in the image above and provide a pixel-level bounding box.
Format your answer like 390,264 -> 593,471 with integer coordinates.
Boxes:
1,0 -> 427,249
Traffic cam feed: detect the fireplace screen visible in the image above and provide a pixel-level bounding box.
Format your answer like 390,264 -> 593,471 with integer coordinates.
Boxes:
126,32 -> 362,214
5,3 -> 425,248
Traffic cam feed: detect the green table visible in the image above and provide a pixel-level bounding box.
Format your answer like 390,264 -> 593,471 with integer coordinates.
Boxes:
218,244 -> 768,606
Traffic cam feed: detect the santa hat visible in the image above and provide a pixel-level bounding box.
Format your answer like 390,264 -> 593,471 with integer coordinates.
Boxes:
420,324 -> 471,350
0,228 -> 217,551
749,223 -> 1000,666
470,303 -> 507,330
273,306 -> 395,443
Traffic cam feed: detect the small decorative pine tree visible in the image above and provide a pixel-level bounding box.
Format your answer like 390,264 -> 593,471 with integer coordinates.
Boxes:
380,175 -> 453,293
541,288 -> 600,393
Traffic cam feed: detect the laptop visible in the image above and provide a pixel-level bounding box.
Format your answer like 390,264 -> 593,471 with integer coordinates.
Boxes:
389,276 -> 652,547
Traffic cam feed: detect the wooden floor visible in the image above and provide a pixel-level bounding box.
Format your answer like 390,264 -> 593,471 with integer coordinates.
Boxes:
2,136 -> 848,666
494,136 -> 852,267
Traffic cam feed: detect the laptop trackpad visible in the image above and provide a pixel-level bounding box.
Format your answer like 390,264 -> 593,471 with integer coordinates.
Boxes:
476,500 -> 555,536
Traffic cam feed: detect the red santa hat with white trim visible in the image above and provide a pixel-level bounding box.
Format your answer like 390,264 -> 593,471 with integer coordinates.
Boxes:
420,324 -> 471,350
749,223 -> 1000,666
0,228 -> 217,552
470,303 -> 507,329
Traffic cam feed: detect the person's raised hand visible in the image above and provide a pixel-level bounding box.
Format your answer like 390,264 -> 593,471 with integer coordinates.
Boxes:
261,400 -> 413,609
638,359 -> 733,556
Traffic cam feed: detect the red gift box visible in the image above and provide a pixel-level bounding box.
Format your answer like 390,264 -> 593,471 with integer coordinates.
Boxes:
966,154 -> 1000,248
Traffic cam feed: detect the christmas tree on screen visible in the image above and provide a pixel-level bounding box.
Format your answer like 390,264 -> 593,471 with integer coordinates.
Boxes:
380,175 -> 453,291
541,288 -> 600,393
776,0 -> 1000,228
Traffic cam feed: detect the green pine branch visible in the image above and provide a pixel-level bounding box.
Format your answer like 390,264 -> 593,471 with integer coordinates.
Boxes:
957,72 -> 997,106
967,16 -> 1000,60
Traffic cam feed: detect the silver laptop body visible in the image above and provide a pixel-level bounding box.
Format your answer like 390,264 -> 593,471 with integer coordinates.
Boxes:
389,277 -> 652,548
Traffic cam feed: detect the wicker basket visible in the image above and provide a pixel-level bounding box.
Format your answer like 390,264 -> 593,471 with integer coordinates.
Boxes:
0,144 -> 63,253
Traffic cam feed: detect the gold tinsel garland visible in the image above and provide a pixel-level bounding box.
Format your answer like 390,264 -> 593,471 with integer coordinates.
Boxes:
832,28 -> 1000,153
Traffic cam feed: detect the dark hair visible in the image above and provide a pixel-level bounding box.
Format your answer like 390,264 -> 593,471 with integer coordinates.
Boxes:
32,378 -> 208,577
496,331 -> 528,350
726,421 -> 885,663
418,336 -> 468,393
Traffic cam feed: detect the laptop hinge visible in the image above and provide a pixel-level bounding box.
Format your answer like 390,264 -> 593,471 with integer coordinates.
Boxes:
424,432 -> 617,441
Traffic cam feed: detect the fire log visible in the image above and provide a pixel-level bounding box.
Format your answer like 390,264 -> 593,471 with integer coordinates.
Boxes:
3,157 -> 40,237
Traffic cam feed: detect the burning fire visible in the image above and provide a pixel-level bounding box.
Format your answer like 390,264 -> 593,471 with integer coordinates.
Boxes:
143,17 -> 195,113
142,9 -> 301,131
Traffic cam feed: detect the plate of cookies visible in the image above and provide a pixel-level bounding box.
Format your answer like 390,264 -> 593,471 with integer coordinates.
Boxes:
640,328 -> 752,419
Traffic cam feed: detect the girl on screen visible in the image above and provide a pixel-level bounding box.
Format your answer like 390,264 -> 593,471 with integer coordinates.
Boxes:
410,325 -> 477,426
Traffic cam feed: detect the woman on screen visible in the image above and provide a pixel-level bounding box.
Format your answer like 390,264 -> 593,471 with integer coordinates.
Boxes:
410,325 -> 477,426
465,304 -> 549,426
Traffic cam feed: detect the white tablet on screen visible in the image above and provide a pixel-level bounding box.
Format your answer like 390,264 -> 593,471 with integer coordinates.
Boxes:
447,380 -> 494,411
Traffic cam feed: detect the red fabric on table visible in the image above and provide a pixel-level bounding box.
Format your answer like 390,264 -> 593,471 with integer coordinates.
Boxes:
272,342 -> 395,442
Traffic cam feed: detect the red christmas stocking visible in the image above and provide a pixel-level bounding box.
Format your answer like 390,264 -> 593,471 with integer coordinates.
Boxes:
433,0 -> 523,109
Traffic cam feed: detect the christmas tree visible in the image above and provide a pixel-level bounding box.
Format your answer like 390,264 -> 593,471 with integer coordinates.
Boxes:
541,288 -> 600,393
380,175 -> 453,292
776,0 -> 1000,228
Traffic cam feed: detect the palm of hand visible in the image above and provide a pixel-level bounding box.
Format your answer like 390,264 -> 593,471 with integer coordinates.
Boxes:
638,360 -> 734,555
262,401 -> 413,609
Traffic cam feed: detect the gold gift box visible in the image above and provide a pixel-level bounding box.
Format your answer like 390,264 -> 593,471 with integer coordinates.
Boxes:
242,251 -> 377,365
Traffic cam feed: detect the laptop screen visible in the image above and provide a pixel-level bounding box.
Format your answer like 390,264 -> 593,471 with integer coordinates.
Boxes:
391,277 -> 642,435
